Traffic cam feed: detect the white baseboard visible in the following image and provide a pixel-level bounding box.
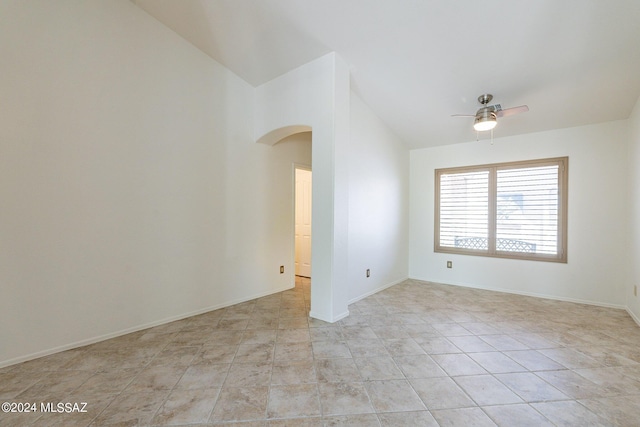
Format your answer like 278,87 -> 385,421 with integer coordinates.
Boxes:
0,283 -> 294,369
627,307 -> 640,327
308,309 -> 350,324
307,277 -> 408,324
408,277 -> 628,310
348,277 -> 409,305
332,310 -> 350,322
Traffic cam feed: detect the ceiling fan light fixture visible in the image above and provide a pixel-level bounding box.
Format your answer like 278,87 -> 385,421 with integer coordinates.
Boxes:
453,93 -> 528,134
473,111 -> 497,131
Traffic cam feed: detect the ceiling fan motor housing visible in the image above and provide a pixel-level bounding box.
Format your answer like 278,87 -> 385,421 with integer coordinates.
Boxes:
475,107 -> 497,121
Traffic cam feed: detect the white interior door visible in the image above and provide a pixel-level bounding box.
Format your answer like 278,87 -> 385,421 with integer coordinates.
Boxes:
295,168 -> 312,277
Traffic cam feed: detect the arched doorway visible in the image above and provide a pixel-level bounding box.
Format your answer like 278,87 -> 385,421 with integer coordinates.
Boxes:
258,126 -> 313,291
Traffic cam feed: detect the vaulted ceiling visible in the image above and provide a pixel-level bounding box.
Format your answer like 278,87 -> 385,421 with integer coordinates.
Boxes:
133,0 -> 640,148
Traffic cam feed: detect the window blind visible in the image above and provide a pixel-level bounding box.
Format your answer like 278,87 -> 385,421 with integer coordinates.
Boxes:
438,170 -> 489,250
496,165 -> 559,255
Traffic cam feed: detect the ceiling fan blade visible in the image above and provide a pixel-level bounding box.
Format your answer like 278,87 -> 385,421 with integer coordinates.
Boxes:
496,105 -> 529,118
451,114 -> 475,117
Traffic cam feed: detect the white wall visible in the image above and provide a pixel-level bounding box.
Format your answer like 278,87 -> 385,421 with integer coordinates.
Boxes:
0,0 -> 310,367
409,121 -> 630,307
628,95 -> 640,323
348,94 -> 409,302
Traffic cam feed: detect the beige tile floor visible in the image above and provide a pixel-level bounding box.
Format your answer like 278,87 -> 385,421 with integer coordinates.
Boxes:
2,277 -> 640,426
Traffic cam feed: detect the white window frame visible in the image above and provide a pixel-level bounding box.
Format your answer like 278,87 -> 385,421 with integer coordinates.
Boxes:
435,157 -> 568,263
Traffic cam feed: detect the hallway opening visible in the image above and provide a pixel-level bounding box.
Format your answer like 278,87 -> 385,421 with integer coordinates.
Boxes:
294,167 -> 312,279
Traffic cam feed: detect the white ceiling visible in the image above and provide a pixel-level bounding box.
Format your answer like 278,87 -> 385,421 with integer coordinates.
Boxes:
133,0 -> 640,148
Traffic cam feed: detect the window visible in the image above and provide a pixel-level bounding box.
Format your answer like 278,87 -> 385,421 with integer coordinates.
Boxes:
435,157 -> 568,262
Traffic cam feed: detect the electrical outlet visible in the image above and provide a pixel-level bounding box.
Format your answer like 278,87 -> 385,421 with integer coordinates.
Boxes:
366,269 -> 370,278
280,266 -> 284,274
447,261 -> 452,269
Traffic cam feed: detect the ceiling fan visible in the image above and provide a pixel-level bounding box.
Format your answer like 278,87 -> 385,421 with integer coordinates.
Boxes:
453,94 -> 529,132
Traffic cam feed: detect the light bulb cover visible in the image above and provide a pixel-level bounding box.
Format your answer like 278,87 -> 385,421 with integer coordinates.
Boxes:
473,111 -> 497,131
